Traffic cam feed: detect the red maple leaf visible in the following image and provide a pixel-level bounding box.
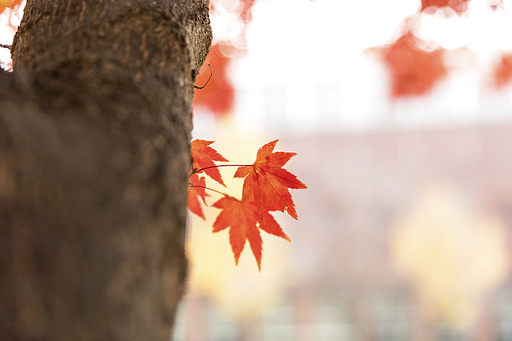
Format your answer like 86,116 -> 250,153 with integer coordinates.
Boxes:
492,53 -> 512,89
259,210 -> 290,242
212,196 -> 262,269
191,139 -> 229,186
212,195 -> 290,270
234,139 -> 307,220
380,31 -> 447,98
188,173 -> 208,219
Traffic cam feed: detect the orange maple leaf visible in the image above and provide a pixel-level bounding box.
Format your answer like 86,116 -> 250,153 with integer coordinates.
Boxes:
191,139 -> 229,186
380,31 -> 447,98
234,139 -> 307,220
493,53 -> 512,89
212,196 -> 262,269
212,195 -> 289,270
188,173 -> 208,219
259,210 -> 290,242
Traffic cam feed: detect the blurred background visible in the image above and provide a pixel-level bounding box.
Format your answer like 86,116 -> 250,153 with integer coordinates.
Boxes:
3,0 -> 512,339
184,0 -> 512,339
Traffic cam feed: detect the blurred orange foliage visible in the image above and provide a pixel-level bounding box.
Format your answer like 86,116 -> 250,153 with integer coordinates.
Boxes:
199,0 -> 505,108
194,43 -> 236,115
0,0 -> 21,15
492,53 -> 512,89
421,0 -> 470,13
380,31 -> 447,98
193,0 -> 264,116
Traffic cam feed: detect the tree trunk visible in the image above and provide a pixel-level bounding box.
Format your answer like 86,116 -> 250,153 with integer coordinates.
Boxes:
0,0 -> 211,340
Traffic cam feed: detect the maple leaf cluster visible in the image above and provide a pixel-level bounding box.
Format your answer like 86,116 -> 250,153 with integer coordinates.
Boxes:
188,139 -> 306,270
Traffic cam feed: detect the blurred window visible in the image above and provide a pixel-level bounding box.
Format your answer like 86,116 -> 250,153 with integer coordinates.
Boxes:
262,305 -> 294,341
173,303 -> 186,341
264,87 -> 287,128
373,291 -> 410,341
317,85 -> 339,126
498,290 -> 512,341
317,292 -> 354,341
437,327 -> 465,341
207,305 -> 240,341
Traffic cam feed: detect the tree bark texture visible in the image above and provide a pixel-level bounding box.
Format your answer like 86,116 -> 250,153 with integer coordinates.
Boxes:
0,0 -> 212,340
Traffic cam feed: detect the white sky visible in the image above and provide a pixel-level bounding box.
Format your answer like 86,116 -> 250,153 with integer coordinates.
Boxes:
220,0 -> 512,54
236,0 -> 512,85
198,0 -> 512,136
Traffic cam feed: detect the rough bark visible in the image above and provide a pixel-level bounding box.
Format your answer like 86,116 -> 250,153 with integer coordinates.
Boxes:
0,0 -> 211,340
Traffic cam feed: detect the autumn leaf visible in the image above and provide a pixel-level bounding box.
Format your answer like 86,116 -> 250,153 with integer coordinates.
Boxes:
259,210 -> 290,242
234,139 -> 307,220
188,174 -> 208,219
212,195 -> 263,270
191,139 -> 229,186
492,53 -> 512,89
379,31 -> 447,98
0,0 -> 14,8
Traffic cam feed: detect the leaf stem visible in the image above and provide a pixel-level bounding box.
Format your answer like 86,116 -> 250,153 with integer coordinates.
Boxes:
193,164 -> 251,174
190,184 -> 239,200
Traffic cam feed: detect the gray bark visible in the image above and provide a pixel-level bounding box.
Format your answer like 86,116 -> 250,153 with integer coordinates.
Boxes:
0,0 -> 211,340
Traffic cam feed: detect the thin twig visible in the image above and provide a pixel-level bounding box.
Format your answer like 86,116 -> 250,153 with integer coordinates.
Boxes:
190,184 -> 238,200
193,164 -> 251,174
0,44 -> 12,50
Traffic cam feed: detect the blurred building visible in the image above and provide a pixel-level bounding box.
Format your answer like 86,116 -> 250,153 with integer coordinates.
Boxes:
179,120 -> 512,341
182,3 -> 512,336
